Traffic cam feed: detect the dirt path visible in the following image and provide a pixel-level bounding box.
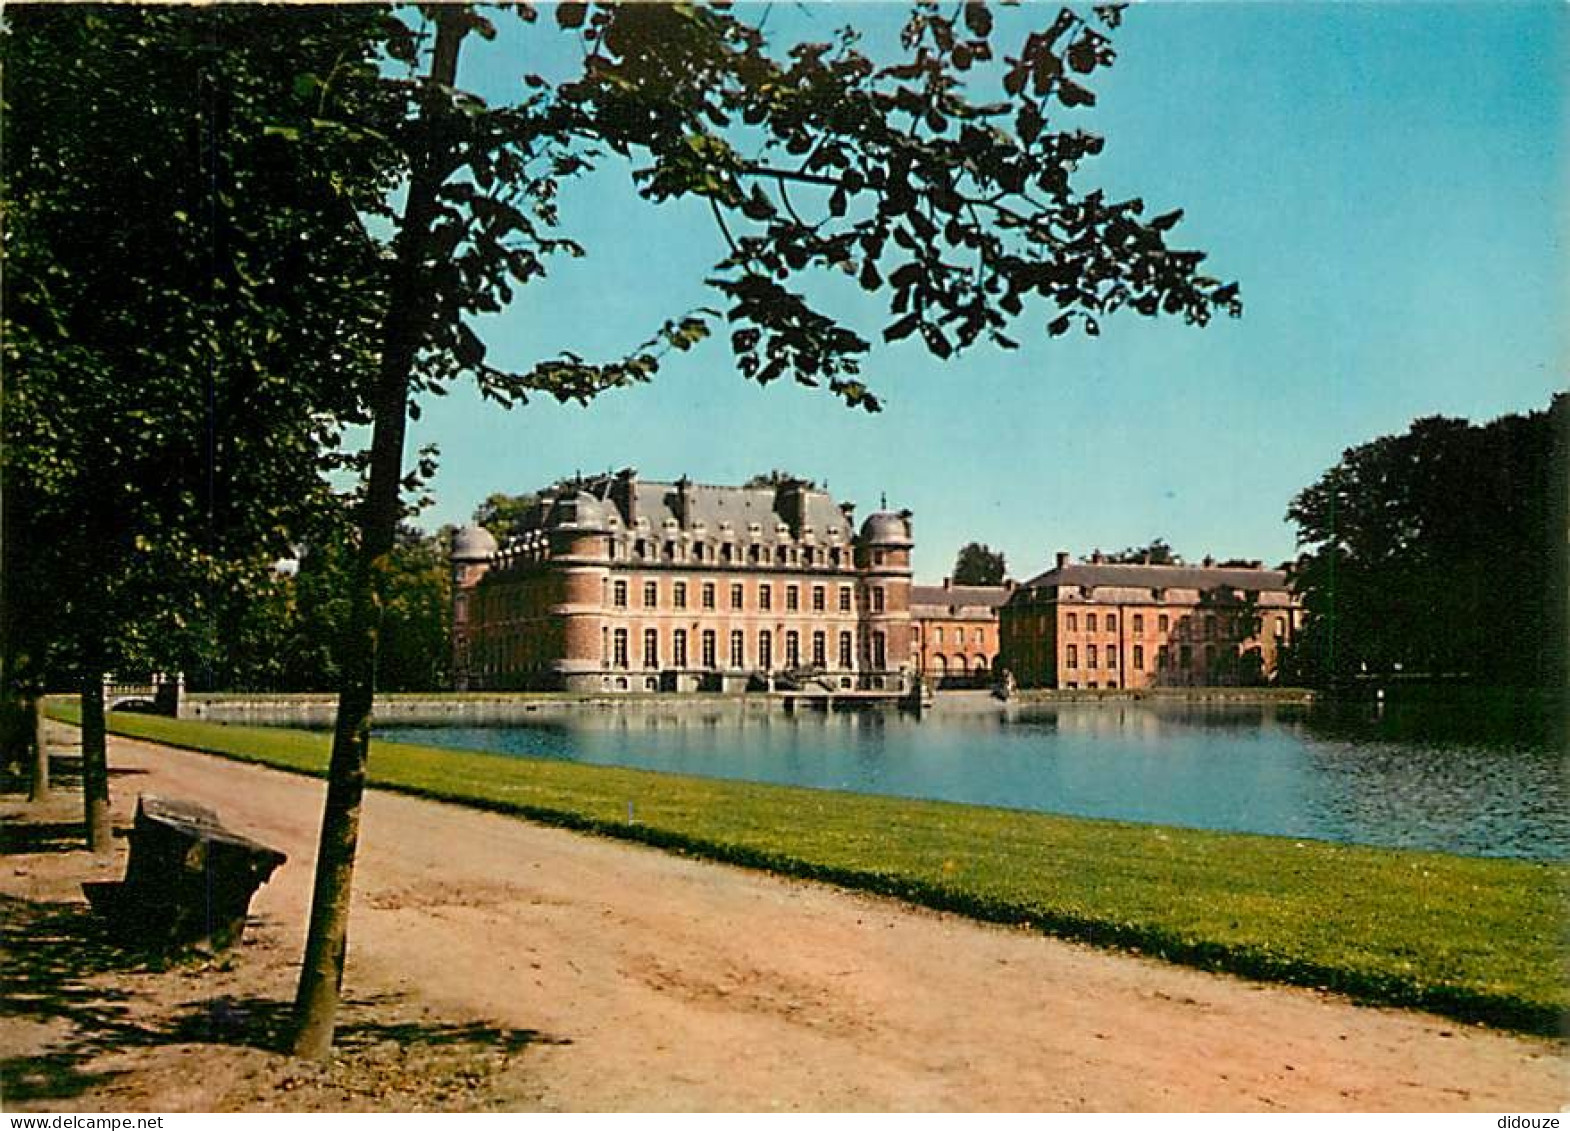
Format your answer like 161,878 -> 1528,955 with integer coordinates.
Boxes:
3,731 -> 1565,1112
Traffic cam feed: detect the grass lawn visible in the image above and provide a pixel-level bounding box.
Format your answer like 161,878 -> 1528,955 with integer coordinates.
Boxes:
49,704 -> 1568,1035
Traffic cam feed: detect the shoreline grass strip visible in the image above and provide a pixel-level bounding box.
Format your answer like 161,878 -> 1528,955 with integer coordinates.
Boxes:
51,705 -> 1569,1037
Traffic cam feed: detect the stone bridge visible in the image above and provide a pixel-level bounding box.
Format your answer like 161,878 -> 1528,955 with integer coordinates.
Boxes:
103,673 -> 183,716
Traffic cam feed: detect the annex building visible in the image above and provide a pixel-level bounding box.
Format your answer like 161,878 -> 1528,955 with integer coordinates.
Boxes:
998,552 -> 1302,690
450,470 -> 916,694
909,579 -> 1012,686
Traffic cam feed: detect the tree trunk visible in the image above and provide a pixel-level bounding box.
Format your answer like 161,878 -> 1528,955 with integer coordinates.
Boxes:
80,678 -> 111,851
26,691 -> 49,802
290,8 -> 468,1060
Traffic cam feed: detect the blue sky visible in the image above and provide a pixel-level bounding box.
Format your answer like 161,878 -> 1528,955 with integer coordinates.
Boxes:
405,2 -> 1566,582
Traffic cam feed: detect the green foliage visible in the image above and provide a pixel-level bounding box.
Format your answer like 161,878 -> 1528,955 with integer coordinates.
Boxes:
952,542 -> 1007,585
58,705 -> 1569,1036
472,492 -> 539,544
1286,396 -> 1566,687
741,470 -> 819,490
1102,538 -> 1180,565
208,525 -> 453,693
1,5 -> 392,688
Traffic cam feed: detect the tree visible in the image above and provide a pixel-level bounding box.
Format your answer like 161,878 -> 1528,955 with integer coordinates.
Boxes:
1286,396 -> 1563,687
952,542 -> 1006,585
743,470 -> 819,490
2,6 -> 392,843
288,0 -> 1240,1055
472,492 -> 540,544
1103,538 -> 1180,565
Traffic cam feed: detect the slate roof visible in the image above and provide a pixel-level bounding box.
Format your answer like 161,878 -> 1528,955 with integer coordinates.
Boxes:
536,473 -> 856,545
1016,561 -> 1291,594
910,584 -> 1011,613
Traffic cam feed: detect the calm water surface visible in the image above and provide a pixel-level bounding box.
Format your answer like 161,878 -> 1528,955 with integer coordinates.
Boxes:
377,698 -> 1567,859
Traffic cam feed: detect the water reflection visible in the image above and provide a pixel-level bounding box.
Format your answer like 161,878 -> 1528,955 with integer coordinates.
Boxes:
378,697 -> 1566,859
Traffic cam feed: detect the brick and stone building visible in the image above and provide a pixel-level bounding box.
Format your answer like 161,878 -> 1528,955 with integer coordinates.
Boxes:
909,579 -> 1012,685
998,551 -> 1302,690
450,470 -> 915,693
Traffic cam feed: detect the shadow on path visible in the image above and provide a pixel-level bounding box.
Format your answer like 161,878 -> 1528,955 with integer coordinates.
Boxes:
1,897 -> 561,1107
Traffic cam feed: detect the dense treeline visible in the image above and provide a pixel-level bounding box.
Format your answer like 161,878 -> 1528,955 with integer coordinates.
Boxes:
1285,394 -> 1567,689
212,525 -> 453,694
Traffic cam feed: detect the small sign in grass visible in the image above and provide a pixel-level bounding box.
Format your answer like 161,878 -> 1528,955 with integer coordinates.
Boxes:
54,705 -> 1567,1036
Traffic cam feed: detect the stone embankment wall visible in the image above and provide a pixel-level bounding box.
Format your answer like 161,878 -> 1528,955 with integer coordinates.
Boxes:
182,693 -> 779,727
183,687 -> 1317,726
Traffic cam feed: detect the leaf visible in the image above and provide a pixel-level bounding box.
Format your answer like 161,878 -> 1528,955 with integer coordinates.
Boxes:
964,2 -> 992,38
1048,314 -> 1072,337
1067,37 -> 1098,75
883,314 -> 920,342
556,3 -> 587,30
1058,78 -> 1096,108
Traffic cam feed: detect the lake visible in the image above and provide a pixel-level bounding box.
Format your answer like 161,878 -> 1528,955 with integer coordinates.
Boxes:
377,696 -> 1566,860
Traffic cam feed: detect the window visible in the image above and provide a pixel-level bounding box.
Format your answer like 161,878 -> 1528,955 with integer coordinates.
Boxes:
613,580 -> 628,608
1106,614 -> 1117,632
702,582 -> 715,610
758,630 -> 773,670
812,585 -> 826,612
786,585 -> 800,612
1067,644 -> 1078,668
1275,615 -> 1286,638
613,629 -> 629,667
643,580 -> 657,608
839,586 -> 852,612
1134,645 -> 1145,670
702,630 -> 716,669
1088,644 -> 1098,669
643,629 -> 658,668
759,584 -> 772,611
1067,612 -> 1078,631
673,629 -> 688,668
785,630 -> 800,668
1087,613 -> 1098,632
812,631 -> 826,667
1180,644 -> 1192,668
673,582 -> 687,609
974,628 -> 983,645
730,583 -> 744,610
839,631 -> 853,669
1158,644 -> 1170,669
730,630 -> 744,668
1107,647 -> 1117,669
1158,614 -> 1170,633
872,632 -> 886,669
936,627 -> 944,644
872,587 -> 885,613
1133,614 -> 1144,634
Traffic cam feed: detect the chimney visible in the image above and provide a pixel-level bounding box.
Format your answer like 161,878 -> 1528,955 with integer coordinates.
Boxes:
1202,554 -> 1216,569
942,576 -> 952,590
675,475 -> 695,526
1090,550 -> 1104,565
614,467 -> 638,526
1055,551 -> 1069,570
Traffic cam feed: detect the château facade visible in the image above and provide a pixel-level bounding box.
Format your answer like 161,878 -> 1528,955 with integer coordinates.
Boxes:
451,470 -> 915,694
998,552 -> 1302,690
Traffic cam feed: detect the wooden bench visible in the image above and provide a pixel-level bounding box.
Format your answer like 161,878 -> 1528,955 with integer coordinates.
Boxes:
84,795 -> 286,952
